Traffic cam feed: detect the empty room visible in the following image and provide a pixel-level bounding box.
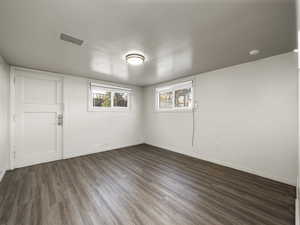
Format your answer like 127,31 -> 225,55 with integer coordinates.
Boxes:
0,0 -> 300,224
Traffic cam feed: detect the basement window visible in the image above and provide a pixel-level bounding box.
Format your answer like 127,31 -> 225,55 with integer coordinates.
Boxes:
89,82 -> 131,111
156,81 -> 193,111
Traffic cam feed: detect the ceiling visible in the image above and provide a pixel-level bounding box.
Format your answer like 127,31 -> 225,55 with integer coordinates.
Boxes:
0,0 -> 296,86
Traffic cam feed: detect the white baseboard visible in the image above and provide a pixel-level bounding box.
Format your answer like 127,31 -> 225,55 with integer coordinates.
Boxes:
296,198 -> 299,225
145,142 -> 296,186
296,176 -> 300,225
198,156 -> 295,186
0,170 -> 6,183
63,142 -> 144,160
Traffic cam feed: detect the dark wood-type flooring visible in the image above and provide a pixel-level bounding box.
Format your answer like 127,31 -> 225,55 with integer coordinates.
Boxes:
0,144 -> 296,225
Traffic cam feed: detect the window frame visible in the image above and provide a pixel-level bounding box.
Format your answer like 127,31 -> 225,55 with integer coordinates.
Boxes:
88,82 -> 131,112
155,81 -> 194,112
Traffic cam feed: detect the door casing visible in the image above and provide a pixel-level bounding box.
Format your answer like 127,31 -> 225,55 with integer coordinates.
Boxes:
10,67 -> 65,169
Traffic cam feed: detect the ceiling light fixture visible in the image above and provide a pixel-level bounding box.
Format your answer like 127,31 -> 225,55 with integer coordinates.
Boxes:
249,49 -> 260,56
126,53 -> 145,65
293,49 -> 298,53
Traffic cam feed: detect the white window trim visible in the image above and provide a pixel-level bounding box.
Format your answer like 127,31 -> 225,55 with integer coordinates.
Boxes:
88,81 -> 131,112
155,81 -> 194,112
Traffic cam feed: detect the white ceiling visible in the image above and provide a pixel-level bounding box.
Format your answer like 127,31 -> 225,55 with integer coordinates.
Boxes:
0,0 -> 296,86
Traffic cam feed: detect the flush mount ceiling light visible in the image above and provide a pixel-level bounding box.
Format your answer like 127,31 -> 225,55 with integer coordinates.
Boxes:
293,49 -> 298,53
249,49 -> 260,56
126,53 -> 145,65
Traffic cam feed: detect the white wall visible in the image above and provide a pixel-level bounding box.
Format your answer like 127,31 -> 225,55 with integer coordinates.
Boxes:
144,52 -> 298,185
0,56 -> 10,175
9,67 -> 144,168
5,52 -> 297,187
63,75 -> 144,159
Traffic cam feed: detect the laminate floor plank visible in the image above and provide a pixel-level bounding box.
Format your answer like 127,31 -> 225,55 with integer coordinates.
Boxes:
0,144 -> 295,225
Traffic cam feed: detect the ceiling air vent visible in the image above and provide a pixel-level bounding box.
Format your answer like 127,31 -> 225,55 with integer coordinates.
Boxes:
60,33 -> 83,46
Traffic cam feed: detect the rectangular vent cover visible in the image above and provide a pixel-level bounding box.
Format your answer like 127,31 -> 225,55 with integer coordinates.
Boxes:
60,33 -> 83,46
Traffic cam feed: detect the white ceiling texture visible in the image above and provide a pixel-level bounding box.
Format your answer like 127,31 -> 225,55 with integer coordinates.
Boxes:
0,0 -> 296,86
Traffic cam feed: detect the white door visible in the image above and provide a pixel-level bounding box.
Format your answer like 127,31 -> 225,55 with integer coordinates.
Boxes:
13,69 -> 63,168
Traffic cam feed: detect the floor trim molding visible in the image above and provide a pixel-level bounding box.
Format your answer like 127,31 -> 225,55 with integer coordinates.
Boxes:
296,176 -> 300,225
0,170 -> 6,183
63,142 -> 144,160
296,199 -> 299,225
145,142 -> 296,186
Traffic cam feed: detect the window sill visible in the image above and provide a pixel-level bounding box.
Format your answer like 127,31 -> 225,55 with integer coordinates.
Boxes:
154,108 -> 194,113
88,107 -> 130,112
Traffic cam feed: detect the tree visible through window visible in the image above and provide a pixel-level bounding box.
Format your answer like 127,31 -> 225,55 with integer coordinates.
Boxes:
156,81 -> 193,111
159,91 -> 173,109
93,91 -> 111,107
114,93 -> 128,107
89,83 -> 130,111
175,88 -> 192,108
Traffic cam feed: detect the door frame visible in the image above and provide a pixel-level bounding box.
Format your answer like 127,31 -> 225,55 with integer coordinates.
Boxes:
10,66 -> 65,170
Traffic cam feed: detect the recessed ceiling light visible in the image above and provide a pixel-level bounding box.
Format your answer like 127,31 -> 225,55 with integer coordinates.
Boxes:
249,49 -> 260,56
293,49 -> 298,53
126,53 -> 145,65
